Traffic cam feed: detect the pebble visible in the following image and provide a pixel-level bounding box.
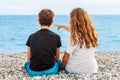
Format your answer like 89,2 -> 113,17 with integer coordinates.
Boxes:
0,51 -> 120,80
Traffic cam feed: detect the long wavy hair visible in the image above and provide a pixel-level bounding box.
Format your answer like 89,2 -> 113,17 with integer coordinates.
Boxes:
70,8 -> 98,48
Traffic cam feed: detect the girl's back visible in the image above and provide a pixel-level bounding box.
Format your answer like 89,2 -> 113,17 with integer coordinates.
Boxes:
65,39 -> 98,74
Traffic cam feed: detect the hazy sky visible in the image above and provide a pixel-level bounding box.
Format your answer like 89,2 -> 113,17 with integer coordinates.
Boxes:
0,0 -> 120,15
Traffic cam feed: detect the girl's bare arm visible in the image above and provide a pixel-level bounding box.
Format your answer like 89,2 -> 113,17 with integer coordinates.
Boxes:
55,24 -> 70,31
61,51 -> 70,70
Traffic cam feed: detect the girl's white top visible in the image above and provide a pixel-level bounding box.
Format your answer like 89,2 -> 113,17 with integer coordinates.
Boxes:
65,38 -> 98,74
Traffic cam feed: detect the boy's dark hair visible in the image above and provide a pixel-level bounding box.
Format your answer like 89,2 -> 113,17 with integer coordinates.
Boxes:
38,9 -> 54,26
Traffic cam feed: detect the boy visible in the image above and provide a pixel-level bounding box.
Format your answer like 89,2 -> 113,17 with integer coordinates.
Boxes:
24,9 -> 61,76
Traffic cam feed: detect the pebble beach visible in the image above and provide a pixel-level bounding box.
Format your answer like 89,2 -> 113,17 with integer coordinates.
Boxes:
0,51 -> 120,80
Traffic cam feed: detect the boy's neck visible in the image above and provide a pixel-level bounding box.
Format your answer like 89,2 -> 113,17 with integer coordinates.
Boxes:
41,26 -> 50,30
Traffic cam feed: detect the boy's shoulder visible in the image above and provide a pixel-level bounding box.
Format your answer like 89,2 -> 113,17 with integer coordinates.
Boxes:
28,30 -> 39,38
29,30 -> 60,39
49,30 -> 61,38
49,30 -> 59,35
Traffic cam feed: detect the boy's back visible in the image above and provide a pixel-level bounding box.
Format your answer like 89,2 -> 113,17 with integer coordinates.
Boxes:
24,9 -> 61,76
26,29 -> 61,71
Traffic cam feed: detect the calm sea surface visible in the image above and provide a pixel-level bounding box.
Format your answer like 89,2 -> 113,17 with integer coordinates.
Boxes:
0,15 -> 120,54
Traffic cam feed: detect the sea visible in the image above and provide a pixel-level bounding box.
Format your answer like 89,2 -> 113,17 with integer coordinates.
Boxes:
0,15 -> 120,54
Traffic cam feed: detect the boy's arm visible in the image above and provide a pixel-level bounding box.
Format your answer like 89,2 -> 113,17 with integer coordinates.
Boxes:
55,47 -> 61,60
61,51 -> 70,70
27,47 -> 31,62
55,24 -> 70,31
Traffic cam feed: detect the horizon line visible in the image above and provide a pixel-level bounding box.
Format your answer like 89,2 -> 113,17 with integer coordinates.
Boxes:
0,14 -> 120,15
0,14 -> 120,16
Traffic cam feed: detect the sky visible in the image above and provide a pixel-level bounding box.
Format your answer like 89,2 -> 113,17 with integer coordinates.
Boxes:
0,0 -> 120,15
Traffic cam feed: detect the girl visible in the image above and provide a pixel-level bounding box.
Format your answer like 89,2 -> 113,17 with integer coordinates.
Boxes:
56,7 -> 98,74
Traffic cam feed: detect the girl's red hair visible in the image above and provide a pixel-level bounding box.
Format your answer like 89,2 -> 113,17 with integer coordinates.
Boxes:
70,8 -> 98,48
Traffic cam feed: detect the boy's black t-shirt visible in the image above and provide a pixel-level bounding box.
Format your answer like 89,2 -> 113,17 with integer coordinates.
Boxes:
26,29 -> 61,71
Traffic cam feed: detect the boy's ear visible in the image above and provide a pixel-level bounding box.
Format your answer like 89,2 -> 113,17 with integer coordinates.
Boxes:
38,19 -> 40,24
51,19 -> 53,25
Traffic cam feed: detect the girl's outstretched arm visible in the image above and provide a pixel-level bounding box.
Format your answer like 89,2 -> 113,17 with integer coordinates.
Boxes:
55,24 -> 70,31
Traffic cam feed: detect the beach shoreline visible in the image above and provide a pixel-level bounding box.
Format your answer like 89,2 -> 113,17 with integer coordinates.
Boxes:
0,51 -> 120,80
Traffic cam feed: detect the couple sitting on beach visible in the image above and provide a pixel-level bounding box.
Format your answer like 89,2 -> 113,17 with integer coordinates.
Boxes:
24,7 -> 98,76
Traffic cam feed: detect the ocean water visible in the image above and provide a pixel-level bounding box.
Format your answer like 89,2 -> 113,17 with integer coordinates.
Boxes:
0,15 -> 120,54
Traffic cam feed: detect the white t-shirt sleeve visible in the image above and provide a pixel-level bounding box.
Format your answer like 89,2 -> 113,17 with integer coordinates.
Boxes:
65,38 -> 77,55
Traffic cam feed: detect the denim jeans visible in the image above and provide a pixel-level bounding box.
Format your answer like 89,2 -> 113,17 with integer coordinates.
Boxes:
24,60 -> 61,76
